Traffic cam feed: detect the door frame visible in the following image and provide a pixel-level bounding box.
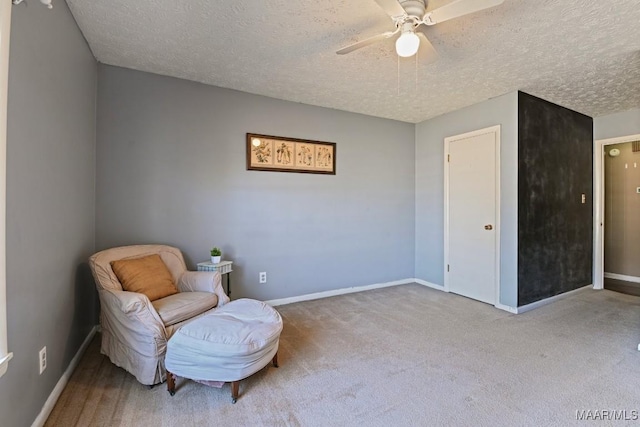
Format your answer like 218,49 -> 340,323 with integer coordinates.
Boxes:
444,125 -> 501,306
0,0 -> 11,378
593,133 -> 640,290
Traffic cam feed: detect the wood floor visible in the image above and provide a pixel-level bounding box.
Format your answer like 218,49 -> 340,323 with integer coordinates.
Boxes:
604,277 -> 640,297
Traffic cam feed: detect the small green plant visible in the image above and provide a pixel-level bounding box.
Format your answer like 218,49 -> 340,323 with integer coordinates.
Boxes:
210,247 -> 222,257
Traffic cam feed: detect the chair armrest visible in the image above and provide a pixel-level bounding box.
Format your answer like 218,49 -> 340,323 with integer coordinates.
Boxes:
178,271 -> 230,307
100,289 -> 166,343
109,289 -> 153,314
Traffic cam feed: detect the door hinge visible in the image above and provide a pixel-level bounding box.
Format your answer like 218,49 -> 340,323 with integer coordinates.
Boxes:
447,264 -> 450,272
447,154 -> 450,162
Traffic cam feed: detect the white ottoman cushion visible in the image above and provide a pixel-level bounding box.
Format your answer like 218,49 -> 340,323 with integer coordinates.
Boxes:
165,298 -> 282,382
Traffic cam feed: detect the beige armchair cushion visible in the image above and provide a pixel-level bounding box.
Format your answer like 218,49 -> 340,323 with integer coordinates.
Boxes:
152,292 -> 218,326
110,254 -> 179,301
91,245 -> 188,293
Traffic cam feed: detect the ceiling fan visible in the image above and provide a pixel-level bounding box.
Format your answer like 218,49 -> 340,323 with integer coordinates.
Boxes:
337,0 -> 505,60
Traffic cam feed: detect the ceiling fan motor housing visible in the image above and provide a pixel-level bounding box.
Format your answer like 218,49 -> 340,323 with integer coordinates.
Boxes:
399,0 -> 426,18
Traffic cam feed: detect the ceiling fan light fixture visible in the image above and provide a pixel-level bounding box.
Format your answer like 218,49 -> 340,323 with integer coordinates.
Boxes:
395,30 -> 420,57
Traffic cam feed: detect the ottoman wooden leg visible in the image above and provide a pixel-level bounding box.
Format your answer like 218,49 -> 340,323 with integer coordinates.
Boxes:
167,371 -> 176,396
272,352 -> 279,368
231,381 -> 239,404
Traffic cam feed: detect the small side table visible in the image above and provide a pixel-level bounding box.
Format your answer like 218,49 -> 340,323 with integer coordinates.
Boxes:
197,260 -> 233,297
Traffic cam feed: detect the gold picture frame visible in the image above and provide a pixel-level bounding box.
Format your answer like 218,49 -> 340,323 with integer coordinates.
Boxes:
246,133 -> 336,175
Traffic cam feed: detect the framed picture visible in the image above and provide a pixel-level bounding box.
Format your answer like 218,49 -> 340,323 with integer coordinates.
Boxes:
246,133 -> 336,175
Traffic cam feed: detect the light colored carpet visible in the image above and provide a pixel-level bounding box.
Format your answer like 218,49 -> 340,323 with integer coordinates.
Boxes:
45,284 -> 640,426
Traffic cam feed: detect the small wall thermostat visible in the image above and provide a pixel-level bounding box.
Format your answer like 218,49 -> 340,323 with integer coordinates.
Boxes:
609,148 -> 621,157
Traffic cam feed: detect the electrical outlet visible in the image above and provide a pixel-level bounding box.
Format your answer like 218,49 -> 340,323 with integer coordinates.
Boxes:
259,272 -> 267,284
39,346 -> 46,374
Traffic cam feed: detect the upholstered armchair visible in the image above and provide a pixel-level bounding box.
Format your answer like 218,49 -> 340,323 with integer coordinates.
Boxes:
89,244 -> 230,385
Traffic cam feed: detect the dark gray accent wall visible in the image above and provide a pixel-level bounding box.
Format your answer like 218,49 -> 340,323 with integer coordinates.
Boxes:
96,65 -> 415,301
0,4 -> 97,427
517,92 -> 593,306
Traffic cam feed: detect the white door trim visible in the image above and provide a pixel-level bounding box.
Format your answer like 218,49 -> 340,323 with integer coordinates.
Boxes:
444,125 -> 501,306
0,0 -> 12,378
593,133 -> 640,290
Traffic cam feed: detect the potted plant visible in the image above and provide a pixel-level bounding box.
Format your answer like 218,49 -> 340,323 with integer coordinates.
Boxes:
210,247 -> 222,264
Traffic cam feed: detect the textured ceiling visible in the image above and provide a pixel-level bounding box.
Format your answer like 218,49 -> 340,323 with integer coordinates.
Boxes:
66,0 -> 640,123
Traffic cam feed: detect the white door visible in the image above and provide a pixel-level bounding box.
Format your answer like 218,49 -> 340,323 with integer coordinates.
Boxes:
445,126 -> 499,305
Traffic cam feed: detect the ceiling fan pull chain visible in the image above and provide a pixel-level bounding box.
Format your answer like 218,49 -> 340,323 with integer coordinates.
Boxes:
415,49 -> 418,92
397,54 -> 400,96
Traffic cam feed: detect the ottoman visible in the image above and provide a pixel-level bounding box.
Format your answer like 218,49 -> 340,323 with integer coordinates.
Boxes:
165,298 -> 283,403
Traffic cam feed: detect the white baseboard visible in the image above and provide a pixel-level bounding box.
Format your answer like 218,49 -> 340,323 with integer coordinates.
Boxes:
265,278 -> 448,307
495,303 -> 518,314
516,285 -> 592,314
31,325 -> 98,427
265,278 -> 419,307
414,279 -> 520,313
604,272 -> 640,284
265,278 -> 590,315
413,278 -> 445,291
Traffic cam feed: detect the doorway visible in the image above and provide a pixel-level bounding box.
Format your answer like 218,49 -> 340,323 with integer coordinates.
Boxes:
444,125 -> 500,305
594,135 -> 640,296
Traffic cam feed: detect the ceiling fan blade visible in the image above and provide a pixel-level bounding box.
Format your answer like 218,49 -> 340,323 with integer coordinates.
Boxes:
337,31 -> 397,55
426,0 -> 504,25
373,0 -> 407,18
416,29 -> 439,64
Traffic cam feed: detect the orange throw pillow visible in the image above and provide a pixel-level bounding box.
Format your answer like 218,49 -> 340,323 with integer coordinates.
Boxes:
111,254 -> 179,301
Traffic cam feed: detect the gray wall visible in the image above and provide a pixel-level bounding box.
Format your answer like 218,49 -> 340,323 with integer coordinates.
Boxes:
604,142 -> 640,278
96,65 -> 415,301
594,108 -> 640,140
0,4 -> 97,427
415,92 -> 519,307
